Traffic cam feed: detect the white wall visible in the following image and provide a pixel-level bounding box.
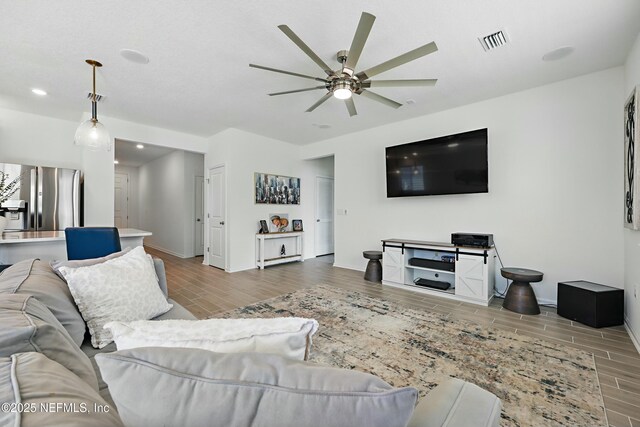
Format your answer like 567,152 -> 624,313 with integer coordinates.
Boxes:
624,32 -> 640,348
114,165 -> 140,229
301,67 -> 625,305
0,108 -> 207,227
206,128 -> 333,272
0,108 -> 82,168
139,150 -> 204,257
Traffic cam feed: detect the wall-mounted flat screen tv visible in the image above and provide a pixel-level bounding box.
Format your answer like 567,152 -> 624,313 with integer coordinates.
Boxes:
386,128 -> 488,197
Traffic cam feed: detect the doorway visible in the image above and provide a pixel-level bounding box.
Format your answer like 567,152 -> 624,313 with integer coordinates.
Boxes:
315,176 -> 334,256
194,176 -> 205,256
114,173 -> 129,228
208,165 -> 226,269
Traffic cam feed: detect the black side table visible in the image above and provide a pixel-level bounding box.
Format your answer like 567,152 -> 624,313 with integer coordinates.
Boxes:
363,251 -> 382,282
501,267 -> 543,315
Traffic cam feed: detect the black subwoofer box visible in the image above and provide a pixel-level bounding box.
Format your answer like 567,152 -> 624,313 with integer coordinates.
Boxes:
557,281 -> 623,328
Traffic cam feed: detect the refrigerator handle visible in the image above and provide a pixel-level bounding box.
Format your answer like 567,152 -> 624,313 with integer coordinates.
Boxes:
37,166 -> 43,229
29,168 -> 37,230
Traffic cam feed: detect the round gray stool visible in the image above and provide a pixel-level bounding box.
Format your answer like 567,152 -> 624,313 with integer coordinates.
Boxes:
363,251 -> 382,282
501,267 -> 543,315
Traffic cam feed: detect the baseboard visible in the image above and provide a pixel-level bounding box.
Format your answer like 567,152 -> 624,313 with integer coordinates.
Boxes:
624,317 -> 640,354
144,243 -> 189,259
493,289 -> 557,307
332,262 -> 364,272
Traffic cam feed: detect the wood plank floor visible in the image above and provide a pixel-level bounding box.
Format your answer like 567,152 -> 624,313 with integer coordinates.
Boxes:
148,248 -> 640,427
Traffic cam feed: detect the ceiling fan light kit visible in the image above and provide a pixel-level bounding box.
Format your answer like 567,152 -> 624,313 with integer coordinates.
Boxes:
250,12 -> 438,117
74,59 -> 112,151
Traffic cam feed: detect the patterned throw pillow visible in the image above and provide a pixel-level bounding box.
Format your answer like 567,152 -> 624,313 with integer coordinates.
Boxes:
58,246 -> 173,349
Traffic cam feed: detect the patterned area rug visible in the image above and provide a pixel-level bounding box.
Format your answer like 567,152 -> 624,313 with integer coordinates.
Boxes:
215,285 -> 607,427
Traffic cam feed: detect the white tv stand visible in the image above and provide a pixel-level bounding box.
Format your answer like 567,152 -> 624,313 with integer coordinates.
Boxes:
381,238 -> 496,306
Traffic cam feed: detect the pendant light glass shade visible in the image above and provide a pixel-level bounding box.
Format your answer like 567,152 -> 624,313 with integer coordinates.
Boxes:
75,59 -> 111,151
74,118 -> 112,151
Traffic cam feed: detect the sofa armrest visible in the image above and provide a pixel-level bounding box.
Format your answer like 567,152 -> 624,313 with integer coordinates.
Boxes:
152,258 -> 168,298
407,379 -> 501,427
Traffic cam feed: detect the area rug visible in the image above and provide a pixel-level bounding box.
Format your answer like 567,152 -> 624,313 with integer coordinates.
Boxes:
214,285 -> 607,427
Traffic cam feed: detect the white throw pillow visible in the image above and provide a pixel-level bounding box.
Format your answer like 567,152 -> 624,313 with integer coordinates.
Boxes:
59,246 -> 173,349
104,317 -> 319,361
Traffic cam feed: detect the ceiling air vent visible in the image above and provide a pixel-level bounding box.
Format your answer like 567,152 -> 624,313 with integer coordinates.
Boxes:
479,31 -> 508,51
86,92 -> 105,102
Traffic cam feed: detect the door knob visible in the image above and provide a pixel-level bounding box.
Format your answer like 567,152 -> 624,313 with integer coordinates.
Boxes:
219,221 -> 225,225
197,219 -> 201,222
316,219 -> 320,222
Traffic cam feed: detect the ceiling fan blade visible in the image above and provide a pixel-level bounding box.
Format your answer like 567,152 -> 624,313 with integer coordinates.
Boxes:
344,12 -> 376,73
345,97 -> 357,117
249,64 -> 328,82
306,92 -> 333,112
358,90 -> 402,109
362,79 -> 437,88
269,86 -> 327,96
355,41 -> 438,80
278,25 -> 333,76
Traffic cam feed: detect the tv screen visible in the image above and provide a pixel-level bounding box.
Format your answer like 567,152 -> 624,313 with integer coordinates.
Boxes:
386,128 -> 488,197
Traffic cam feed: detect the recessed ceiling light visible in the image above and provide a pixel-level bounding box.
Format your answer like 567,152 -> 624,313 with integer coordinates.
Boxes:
114,160 -> 119,164
120,49 -> 150,65
406,99 -> 416,105
136,144 -> 144,149
317,124 -> 331,129
31,88 -> 47,96
542,46 -> 574,62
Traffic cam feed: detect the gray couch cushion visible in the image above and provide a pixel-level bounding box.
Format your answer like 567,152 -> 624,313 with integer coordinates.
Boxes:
153,298 -> 197,320
0,259 -> 86,346
0,352 -> 123,427
49,247 -> 131,280
96,347 -> 418,427
407,378 -> 501,427
0,294 -> 98,390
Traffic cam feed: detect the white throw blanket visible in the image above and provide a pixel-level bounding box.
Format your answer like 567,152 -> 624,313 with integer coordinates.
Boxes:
104,317 -> 319,361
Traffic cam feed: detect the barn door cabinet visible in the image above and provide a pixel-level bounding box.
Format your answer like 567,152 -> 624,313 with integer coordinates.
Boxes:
381,238 -> 495,306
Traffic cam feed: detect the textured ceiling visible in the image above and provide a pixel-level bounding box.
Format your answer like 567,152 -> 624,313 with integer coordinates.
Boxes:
1,1 -> 639,145
114,139 -> 175,167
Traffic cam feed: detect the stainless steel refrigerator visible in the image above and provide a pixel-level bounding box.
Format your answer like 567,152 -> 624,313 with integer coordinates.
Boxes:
0,163 -> 82,231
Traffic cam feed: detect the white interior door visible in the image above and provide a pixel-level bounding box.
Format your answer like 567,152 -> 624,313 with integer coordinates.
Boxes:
208,166 -> 226,269
194,176 -> 204,256
315,177 -> 334,256
114,173 -> 129,229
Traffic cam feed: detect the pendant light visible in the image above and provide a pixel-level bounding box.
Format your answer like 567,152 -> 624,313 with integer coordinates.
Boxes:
74,59 -> 111,151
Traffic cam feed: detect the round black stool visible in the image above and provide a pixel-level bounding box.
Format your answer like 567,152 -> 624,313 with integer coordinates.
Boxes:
501,267 -> 543,315
363,251 -> 382,282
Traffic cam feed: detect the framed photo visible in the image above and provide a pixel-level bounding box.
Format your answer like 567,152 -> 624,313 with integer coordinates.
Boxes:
292,219 -> 303,231
269,213 -> 290,232
625,86 -> 640,230
255,172 -> 301,205
258,220 -> 269,234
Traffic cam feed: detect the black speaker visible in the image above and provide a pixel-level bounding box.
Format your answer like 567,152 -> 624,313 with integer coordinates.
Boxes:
557,281 -> 623,328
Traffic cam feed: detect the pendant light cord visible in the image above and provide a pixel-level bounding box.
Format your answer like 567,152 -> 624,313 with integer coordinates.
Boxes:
91,63 -> 97,120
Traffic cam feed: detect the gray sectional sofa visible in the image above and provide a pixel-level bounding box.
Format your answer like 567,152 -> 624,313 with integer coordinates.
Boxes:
0,258 -> 501,427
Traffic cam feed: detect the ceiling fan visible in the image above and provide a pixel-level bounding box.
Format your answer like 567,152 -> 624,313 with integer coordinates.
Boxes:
250,12 -> 438,117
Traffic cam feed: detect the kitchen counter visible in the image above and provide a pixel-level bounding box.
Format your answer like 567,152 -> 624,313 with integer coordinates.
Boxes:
0,228 -> 151,243
0,228 -> 152,264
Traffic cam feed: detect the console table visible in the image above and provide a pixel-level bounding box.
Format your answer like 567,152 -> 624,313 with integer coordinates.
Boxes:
381,238 -> 496,306
256,232 -> 304,269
